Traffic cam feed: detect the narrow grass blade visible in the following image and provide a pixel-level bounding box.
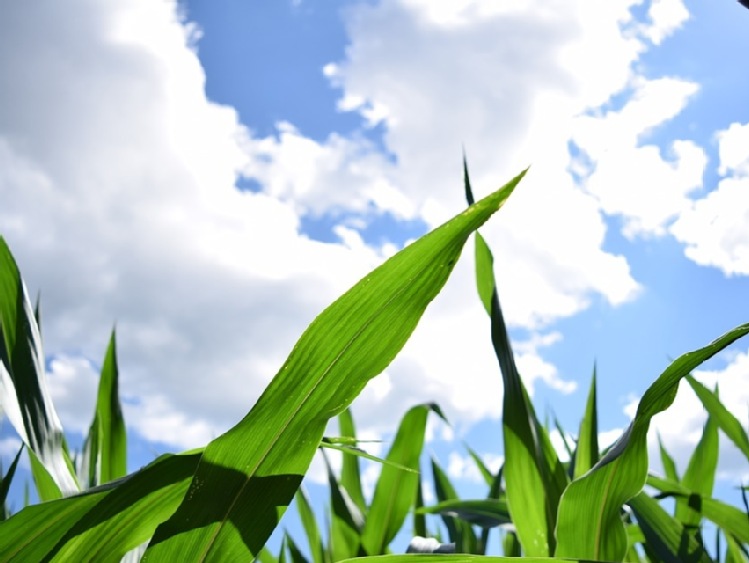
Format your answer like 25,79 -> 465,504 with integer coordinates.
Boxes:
320,442 -> 416,474
464,158 -> 566,556
687,375 -> 749,462
413,465 -> 427,539
416,499 -> 511,528
430,456 -> 478,552
573,367 -> 599,480
362,404 -> 444,555
0,237 -> 78,496
1,446 -> 23,520
464,445 -> 494,488
676,407 -> 719,530
0,451 -> 201,561
555,323 -> 749,561
322,450 -> 363,562
658,434 -> 680,482
255,545 -> 278,563
647,474 -> 749,544
82,329 -> 127,487
627,492 -> 712,563
295,487 -> 325,563
337,408 -> 367,513
285,532 -> 310,563
141,171 -> 526,561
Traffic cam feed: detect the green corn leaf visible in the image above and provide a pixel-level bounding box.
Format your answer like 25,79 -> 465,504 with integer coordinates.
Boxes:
1,446 -> 23,520
573,367 -> 599,480
255,545 -> 278,563
687,375 -> 749,463
27,448 -> 63,501
416,499 -> 511,528
465,157 -> 567,556
430,456 -> 479,553
319,442 -> 416,474
362,403 -> 444,555
464,445 -> 494,488
140,171 -> 525,561
285,532 -> 310,563
657,434 -> 680,483
322,450 -> 363,562
413,467 -> 427,539
675,407 -> 719,530
555,322 -> 749,561
502,530 -> 521,557
337,408 -> 367,513
627,492 -> 712,563
647,474 -> 749,544
0,451 -> 201,561
0,237 -> 78,497
295,487 -> 325,563
82,329 -> 127,488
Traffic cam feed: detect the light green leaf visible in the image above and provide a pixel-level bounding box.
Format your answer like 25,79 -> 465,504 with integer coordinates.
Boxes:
337,409 -> 367,514
362,404 -> 444,555
555,322 -> 749,561
82,329 -> 127,487
0,237 -> 78,497
657,433 -> 680,483
340,555 -> 600,563
295,487 -> 325,563
573,367 -> 599,480
320,442 -> 416,474
687,375 -> 749,463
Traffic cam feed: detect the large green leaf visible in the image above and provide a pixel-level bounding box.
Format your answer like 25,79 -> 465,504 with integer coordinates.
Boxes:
361,403 -> 444,555
82,329 -> 127,488
573,367 -> 599,480
465,158 -> 566,556
687,375 -> 749,463
140,171 -> 525,561
555,323 -> 749,561
627,492 -> 712,563
0,237 -> 78,497
0,451 -> 201,561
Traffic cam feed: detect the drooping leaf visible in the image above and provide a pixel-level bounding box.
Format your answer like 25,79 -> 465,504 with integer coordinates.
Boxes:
416,499 -> 511,528
320,441 -> 416,474
573,367 -> 599,480
140,171 -> 526,561
0,237 -> 78,497
555,322 -> 749,561
465,158 -> 566,556
362,404 -> 445,555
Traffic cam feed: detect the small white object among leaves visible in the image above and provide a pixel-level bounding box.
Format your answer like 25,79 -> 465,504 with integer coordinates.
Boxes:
406,536 -> 456,554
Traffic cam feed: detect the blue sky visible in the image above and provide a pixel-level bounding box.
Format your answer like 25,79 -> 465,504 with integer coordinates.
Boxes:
1,0 -> 749,554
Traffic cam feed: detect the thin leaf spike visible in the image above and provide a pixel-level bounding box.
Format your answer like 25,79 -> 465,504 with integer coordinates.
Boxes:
555,323 -> 749,561
464,157 -> 565,556
573,365 -> 599,480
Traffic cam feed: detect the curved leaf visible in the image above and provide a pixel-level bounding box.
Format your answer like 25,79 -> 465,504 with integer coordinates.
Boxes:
555,322 -> 749,561
416,499 -> 511,528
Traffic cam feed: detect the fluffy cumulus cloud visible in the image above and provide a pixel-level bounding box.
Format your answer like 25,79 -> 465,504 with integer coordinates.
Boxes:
0,0 -> 703,457
670,121 -> 749,276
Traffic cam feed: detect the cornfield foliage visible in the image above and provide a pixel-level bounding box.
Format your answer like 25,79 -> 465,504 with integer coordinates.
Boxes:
0,163 -> 748,562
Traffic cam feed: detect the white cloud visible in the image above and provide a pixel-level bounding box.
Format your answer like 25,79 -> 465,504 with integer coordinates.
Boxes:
641,0 -> 690,45
670,121 -> 749,276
